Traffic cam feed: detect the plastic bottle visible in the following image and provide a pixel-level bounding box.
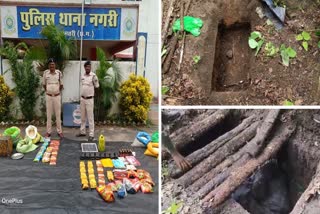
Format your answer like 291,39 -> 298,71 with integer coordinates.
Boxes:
98,134 -> 105,152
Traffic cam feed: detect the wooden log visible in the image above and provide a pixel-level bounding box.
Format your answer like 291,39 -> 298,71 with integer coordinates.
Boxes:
202,124 -> 296,208
169,114 -> 260,178
176,121 -> 260,186
170,110 -> 216,134
177,0 -> 192,72
170,109 -> 231,152
290,162 -> 320,214
190,151 -> 250,197
177,1 -> 185,72
162,0 -> 176,46
245,109 -> 281,157
162,36 -> 179,74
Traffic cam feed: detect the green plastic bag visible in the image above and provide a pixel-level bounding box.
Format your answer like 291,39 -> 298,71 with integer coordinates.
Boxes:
172,16 -> 203,37
16,138 -> 38,154
151,132 -> 159,143
3,126 -> 22,147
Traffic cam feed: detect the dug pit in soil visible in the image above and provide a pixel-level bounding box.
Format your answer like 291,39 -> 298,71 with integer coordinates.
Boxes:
232,141 -> 311,214
212,22 -> 251,92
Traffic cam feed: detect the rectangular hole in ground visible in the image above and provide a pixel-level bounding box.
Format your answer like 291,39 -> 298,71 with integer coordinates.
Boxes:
212,22 -> 251,92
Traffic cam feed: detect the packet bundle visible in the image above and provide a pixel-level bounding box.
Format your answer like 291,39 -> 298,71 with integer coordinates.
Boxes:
125,156 -> 141,166
112,159 -> 126,169
33,139 -> 49,162
49,140 -> 60,165
113,169 -> 128,180
107,170 -> 114,182
117,183 -> 127,199
96,160 -> 105,186
42,147 -> 52,163
123,178 -> 136,194
141,180 -> 153,193
80,161 -> 89,190
87,161 -> 97,189
96,185 -> 115,202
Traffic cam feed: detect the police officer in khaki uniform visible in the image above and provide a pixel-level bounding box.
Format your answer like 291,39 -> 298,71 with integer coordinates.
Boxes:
42,58 -> 64,138
76,61 -> 99,141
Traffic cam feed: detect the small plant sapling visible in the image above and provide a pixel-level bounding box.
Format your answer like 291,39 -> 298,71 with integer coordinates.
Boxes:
248,31 -> 264,56
296,31 -> 311,51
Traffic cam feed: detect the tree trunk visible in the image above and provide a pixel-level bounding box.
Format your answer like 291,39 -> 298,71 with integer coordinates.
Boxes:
175,120 -> 260,186
245,109 -> 281,157
170,109 -> 231,152
168,113 -> 261,178
191,153 -> 250,198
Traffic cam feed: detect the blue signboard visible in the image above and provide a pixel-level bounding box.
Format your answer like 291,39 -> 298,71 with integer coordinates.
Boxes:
17,6 -> 120,40
1,6 -> 138,40
63,103 -> 88,127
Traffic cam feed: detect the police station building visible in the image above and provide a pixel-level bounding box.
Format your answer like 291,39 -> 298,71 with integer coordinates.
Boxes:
0,0 -> 159,115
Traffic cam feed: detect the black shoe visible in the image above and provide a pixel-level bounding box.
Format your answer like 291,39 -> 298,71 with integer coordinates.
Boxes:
88,136 -> 94,141
76,133 -> 86,137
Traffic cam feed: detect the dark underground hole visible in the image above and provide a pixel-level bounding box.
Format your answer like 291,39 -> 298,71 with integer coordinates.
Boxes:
232,140 -> 311,214
179,112 -> 244,157
212,22 -> 251,92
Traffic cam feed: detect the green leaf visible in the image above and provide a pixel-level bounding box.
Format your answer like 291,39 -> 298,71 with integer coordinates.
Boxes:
296,34 -> 303,41
255,39 -> 264,56
280,44 -> 286,51
302,41 -> 308,51
249,38 -> 258,49
283,100 -> 294,106
250,31 -> 262,40
162,201 -> 183,214
162,86 -> 170,95
316,30 -> 320,37
193,55 -> 201,64
302,31 -> 311,41
264,42 -> 278,57
281,50 -> 290,66
287,47 -> 297,58
318,41 -> 320,48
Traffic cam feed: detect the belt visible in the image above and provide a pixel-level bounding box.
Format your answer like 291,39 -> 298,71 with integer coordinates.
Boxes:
81,96 -> 93,99
46,93 -> 60,97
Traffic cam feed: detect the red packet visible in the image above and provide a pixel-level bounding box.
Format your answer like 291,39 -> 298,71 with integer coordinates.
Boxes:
125,156 -> 141,166
113,169 -> 128,180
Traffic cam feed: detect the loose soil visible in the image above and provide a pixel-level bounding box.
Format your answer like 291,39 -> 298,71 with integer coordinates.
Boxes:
161,110 -> 320,213
162,0 -> 320,105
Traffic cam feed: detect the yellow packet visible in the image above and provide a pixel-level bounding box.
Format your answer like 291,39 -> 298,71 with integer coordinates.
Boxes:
101,158 -> 114,168
107,170 -> 114,182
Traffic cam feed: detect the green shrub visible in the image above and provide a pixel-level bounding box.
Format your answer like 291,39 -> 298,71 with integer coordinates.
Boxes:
0,76 -> 14,120
0,42 -> 40,120
119,74 -> 153,123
